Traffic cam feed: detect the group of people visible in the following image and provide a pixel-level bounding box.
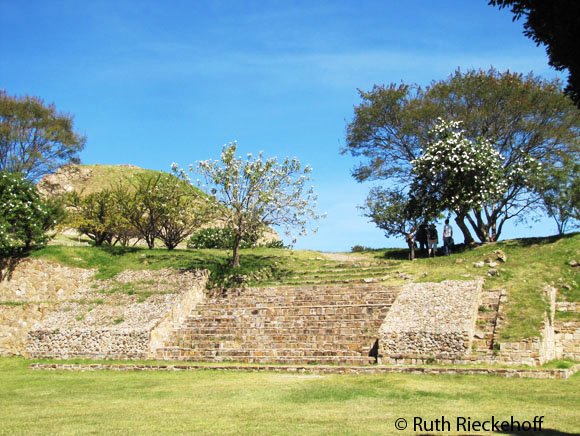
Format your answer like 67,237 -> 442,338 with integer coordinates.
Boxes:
406,220 -> 454,259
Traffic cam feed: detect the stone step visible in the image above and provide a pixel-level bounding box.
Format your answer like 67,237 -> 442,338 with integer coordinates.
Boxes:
171,333 -> 379,345
157,347 -> 374,358
204,293 -> 398,305
194,304 -> 390,317
211,284 -> 398,297
172,341 -> 376,352
181,318 -> 384,329
155,351 -> 375,365
173,327 -> 380,337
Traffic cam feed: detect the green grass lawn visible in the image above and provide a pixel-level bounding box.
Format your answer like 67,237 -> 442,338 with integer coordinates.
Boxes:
30,233 -> 580,343
0,357 -> 578,435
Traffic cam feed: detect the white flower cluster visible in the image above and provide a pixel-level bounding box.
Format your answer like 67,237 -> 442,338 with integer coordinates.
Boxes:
412,119 -> 507,211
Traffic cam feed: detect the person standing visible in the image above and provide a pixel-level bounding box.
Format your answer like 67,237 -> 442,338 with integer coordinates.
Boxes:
416,223 -> 428,255
406,226 -> 416,261
443,219 -> 453,256
427,223 -> 438,257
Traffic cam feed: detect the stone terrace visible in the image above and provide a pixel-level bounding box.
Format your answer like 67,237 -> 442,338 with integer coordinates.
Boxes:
156,283 -> 401,365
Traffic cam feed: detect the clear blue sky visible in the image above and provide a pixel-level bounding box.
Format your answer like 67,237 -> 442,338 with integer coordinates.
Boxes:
0,0 -> 566,251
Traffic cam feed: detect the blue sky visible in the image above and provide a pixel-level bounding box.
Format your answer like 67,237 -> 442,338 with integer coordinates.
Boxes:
0,1 -> 567,251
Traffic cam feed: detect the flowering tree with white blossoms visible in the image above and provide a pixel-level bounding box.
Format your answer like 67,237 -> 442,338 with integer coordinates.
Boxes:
191,142 -> 322,267
0,171 -> 59,280
410,119 -> 540,242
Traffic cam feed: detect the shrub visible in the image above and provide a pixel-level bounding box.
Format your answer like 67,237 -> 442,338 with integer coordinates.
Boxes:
187,227 -> 264,249
351,245 -> 370,252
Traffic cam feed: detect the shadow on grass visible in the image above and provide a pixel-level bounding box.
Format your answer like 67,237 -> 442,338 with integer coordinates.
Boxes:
374,243 -> 474,261
510,232 -> 578,247
99,246 -> 141,256
495,429 -> 578,435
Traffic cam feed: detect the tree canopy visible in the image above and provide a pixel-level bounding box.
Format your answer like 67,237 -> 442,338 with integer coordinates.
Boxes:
0,91 -> 85,181
344,68 -> 580,243
489,0 -> 580,107
192,142 -> 322,267
0,171 -> 58,280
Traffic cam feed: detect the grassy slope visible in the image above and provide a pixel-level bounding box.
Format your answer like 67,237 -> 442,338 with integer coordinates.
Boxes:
30,233 -> 579,342
0,357 -> 578,435
44,163 -> 206,197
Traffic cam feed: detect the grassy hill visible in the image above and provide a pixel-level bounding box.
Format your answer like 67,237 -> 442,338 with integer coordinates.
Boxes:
37,164 -> 164,197
30,233 -> 579,342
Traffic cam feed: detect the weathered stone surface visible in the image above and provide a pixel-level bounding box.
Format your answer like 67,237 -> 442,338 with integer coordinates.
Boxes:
28,362 -> 580,380
0,259 -> 208,359
494,250 -> 507,263
156,283 -> 401,364
379,280 -> 483,359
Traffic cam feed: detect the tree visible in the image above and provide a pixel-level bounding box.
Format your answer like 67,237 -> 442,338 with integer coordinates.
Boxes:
152,173 -> 214,250
489,0 -> 580,107
0,91 -> 86,181
67,189 -> 122,246
193,142 -> 321,267
0,171 -> 56,280
410,119 -> 539,242
116,172 -> 212,250
343,68 -> 580,244
116,174 -> 162,249
361,187 -> 419,259
537,157 -> 579,235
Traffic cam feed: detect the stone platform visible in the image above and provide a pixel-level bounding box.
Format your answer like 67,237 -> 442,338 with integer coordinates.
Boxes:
379,280 -> 483,361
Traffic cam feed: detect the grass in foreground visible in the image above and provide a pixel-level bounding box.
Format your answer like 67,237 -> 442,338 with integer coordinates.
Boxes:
0,357 -> 578,435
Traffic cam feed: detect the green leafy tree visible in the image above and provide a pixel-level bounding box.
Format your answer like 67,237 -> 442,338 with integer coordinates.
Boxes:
192,142 -> 321,267
116,172 -> 212,250
116,175 -> 161,250
0,91 -> 85,181
489,0 -> 580,107
0,171 -> 56,280
537,158 -> 579,235
153,173 -> 214,250
361,187 -> 419,259
67,189 -> 121,246
343,68 -> 580,244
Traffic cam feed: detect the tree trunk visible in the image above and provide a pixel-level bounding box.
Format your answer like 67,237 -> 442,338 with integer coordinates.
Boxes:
454,214 -> 474,245
230,234 -> 242,268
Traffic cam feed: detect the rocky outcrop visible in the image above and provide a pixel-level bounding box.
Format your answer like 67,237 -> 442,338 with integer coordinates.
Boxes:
36,165 -> 94,197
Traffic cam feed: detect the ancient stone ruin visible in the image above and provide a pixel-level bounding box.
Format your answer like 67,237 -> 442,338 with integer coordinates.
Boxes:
0,259 -> 578,366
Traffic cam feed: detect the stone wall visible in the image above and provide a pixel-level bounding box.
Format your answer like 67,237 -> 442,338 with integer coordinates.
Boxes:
0,259 -> 95,356
497,287 -> 559,366
555,321 -> 580,360
27,328 -> 152,359
0,259 -> 208,359
554,295 -> 580,361
379,280 -> 483,360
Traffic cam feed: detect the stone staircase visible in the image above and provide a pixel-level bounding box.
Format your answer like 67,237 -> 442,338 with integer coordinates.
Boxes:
472,288 -> 505,358
156,283 -> 400,365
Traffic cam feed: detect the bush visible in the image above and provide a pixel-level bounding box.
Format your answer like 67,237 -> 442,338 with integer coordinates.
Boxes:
260,240 -> 287,249
187,227 -> 255,249
351,245 -> 371,253
187,227 -> 286,249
